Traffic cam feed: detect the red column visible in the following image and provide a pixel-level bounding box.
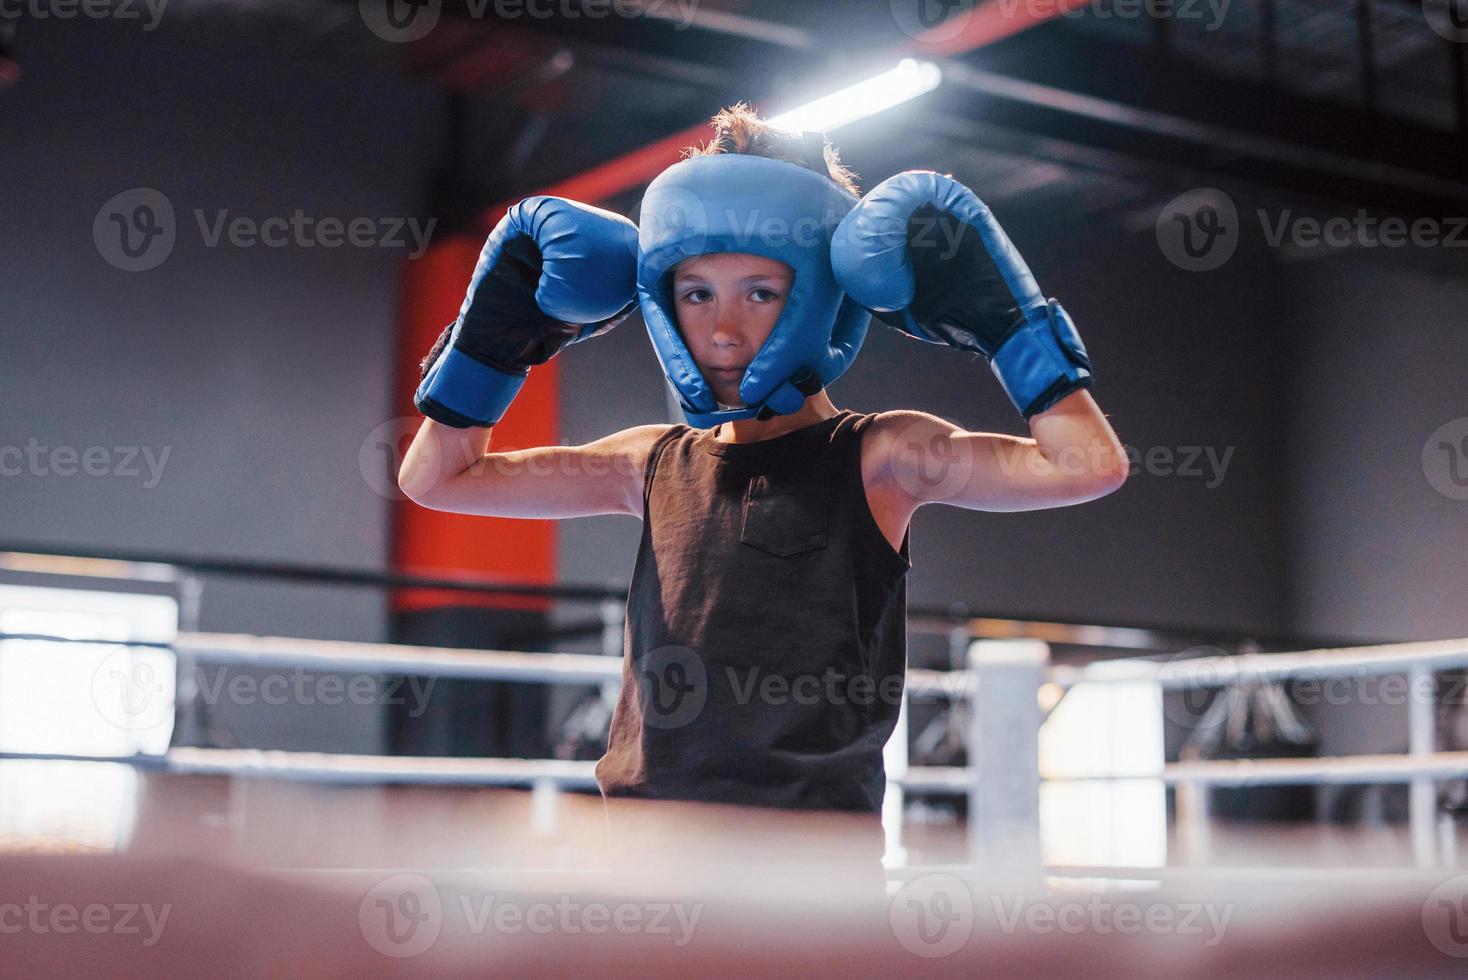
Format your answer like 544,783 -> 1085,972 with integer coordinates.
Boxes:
389,223 -> 557,616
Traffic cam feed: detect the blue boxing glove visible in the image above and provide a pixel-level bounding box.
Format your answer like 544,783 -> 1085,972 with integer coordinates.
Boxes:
831,171 -> 1091,420
416,197 -> 639,428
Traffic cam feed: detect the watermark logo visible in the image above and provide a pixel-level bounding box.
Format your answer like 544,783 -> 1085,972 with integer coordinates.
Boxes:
995,0 -> 1234,30
0,897 -> 171,945
879,416 -> 1228,502
90,648 -> 174,734
359,0 -> 441,43
1422,873 -> 1468,957
1156,188 -> 1239,272
646,195 -> 867,256
1158,189 -> 1466,269
0,440 -> 171,487
884,415 -> 977,504
191,208 -> 435,257
1157,645 -> 1234,735
890,0 -> 978,43
361,417 -> 436,502
361,0 -> 699,45
893,0 -> 1235,41
459,893 -> 701,944
996,439 -> 1227,487
91,657 -> 435,733
991,894 -> 1233,943
369,418 -> 644,502
1423,417 -> 1468,501
640,185 -> 710,257
726,665 -> 908,709
197,669 -> 433,716
1120,444 -> 1232,488
357,876 -> 702,956
94,188 -> 176,272
889,873 -> 974,958
636,645 -> 707,729
833,203 -> 968,261
94,189 -> 437,272
1257,210 -> 1467,252
1159,644 -> 1444,737
359,874 -> 443,958
1423,0 -> 1468,43
0,0 -> 170,31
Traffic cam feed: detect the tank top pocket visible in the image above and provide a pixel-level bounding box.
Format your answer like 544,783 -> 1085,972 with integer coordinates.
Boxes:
739,478 -> 830,558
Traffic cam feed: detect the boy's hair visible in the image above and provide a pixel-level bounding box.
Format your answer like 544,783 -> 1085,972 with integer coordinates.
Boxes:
683,102 -> 861,197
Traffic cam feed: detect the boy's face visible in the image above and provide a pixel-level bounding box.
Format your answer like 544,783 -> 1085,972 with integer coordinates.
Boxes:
672,253 -> 794,405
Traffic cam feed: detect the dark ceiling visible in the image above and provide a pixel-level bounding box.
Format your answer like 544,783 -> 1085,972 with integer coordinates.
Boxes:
51,0 -> 1468,236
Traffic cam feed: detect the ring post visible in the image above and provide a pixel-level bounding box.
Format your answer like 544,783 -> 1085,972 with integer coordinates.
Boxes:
968,638 -> 1048,873
1407,662 -> 1437,868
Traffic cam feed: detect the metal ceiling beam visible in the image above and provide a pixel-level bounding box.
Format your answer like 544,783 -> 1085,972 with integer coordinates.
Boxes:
421,0 -> 1468,224
473,0 -> 1088,226
1453,33 -> 1467,141
405,7 -> 739,91
617,0 -> 816,50
941,61 -> 1468,206
974,23 -> 1468,213
914,109 -> 1468,273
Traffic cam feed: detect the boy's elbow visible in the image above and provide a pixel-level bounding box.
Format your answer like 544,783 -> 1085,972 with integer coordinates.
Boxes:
398,480 -> 429,508
1060,436 -> 1129,502
1069,469 -> 1128,503
397,464 -> 445,507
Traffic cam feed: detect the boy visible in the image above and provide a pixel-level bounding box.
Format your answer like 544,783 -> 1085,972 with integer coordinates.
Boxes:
400,105 -> 1126,834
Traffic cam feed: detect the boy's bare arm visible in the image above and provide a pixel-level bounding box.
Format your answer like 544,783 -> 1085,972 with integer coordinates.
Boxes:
398,419 -> 673,519
866,390 -> 1127,515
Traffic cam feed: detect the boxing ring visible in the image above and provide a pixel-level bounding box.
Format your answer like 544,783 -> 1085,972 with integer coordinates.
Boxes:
3,548 -> 1468,976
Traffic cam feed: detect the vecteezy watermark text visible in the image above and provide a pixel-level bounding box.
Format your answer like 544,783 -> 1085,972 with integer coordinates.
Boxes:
989,894 -> 1232,943
458,893 -> 701,943
890,0 -> 1235,43
1157,188 -> 1468,271
0,898 -> 171,946
91,653 -> 437,734
0,0 -> 169,30
0,439 -> 170,488
94,188 -> 437,272
357,0 -> 699,44
995,441 -> 1233,488
991,0 -> 1233,31
356,874 -> 702,958
631,650 -> 980,731
887,874 -> 1234,958
1256,210 -> 1468,251
359,417 -> 647,502
193,209 -> 434,256
190,668 -> 436,716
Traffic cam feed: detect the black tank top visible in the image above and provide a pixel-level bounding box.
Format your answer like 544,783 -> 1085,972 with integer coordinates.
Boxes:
595,409 -> 912,813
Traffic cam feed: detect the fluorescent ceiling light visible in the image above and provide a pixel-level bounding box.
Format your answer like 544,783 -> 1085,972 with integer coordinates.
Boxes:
767,58 -> 943,133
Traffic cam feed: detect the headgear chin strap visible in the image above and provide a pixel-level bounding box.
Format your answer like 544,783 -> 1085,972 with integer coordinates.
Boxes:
637,150 -> 872,429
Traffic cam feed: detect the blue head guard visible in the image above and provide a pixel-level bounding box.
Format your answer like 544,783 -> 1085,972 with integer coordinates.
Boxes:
637,148 -> 871,428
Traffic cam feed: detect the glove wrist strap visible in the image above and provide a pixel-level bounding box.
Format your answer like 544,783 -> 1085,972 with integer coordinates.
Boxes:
990,300 -> 1094,420
415,346 -> 528,428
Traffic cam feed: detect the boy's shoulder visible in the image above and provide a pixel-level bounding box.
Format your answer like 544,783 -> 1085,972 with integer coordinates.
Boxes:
858,409 -> 956,506
601,423 -> 680,462
858,409 -> 951,452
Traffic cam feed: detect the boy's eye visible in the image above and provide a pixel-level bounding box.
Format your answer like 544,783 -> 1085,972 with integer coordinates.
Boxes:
677,285 -> 785,304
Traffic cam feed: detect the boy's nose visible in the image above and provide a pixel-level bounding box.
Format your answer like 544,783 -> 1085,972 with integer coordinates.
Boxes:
711,311 -> 745,349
